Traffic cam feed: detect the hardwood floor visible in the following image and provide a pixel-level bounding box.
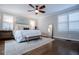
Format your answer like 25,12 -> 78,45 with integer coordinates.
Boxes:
50,38 -> 79,55
24,38 -> 79,55
0,38 -> 79,55
23,42 -> 53,55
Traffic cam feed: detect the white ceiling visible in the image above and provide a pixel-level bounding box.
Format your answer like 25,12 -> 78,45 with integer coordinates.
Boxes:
0,4 -> 77,19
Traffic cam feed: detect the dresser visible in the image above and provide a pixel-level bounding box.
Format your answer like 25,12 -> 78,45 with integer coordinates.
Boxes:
0,41 -> 4,55
0,30 -> 13,40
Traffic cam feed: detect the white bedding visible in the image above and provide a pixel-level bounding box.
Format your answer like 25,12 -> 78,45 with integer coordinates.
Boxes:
13,30 -> 41,42
5,37 -> 54,55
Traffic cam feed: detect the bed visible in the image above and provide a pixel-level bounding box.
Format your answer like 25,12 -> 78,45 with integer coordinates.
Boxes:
5,37 -> 54,55
13,30 -> 41,42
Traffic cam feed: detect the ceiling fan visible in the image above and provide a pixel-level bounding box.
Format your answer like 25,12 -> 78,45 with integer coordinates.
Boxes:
28,4 -> 46,14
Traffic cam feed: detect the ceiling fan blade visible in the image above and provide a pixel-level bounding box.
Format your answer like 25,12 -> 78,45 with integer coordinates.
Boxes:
39,5 -> 45,9
28,10 -> 34,12
36,5 -> 39,10
39,10 -> 45,13
29,4 -> 35,8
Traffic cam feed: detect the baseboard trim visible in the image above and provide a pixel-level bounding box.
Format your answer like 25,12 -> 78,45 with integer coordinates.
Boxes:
53,36 -> 79,42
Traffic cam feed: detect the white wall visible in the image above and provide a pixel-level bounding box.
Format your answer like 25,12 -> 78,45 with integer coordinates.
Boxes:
38,15 -> 57,37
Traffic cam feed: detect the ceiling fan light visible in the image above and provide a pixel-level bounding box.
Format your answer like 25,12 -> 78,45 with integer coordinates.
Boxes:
35,10 -> 39,13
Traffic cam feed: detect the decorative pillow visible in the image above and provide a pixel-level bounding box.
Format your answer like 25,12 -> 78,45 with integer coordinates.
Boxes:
23,28 -> 29,30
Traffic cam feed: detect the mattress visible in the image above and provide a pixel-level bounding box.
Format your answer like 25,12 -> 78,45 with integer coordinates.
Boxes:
5,37 -> 54,55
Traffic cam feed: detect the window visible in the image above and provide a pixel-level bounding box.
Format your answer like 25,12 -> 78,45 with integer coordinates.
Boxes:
58,14 -> 68,32
2,14 -> 14,30
69,12 -> 79,32
58,11 -> 79,33
0,14 -> 2,29
30,20 -> 36,29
